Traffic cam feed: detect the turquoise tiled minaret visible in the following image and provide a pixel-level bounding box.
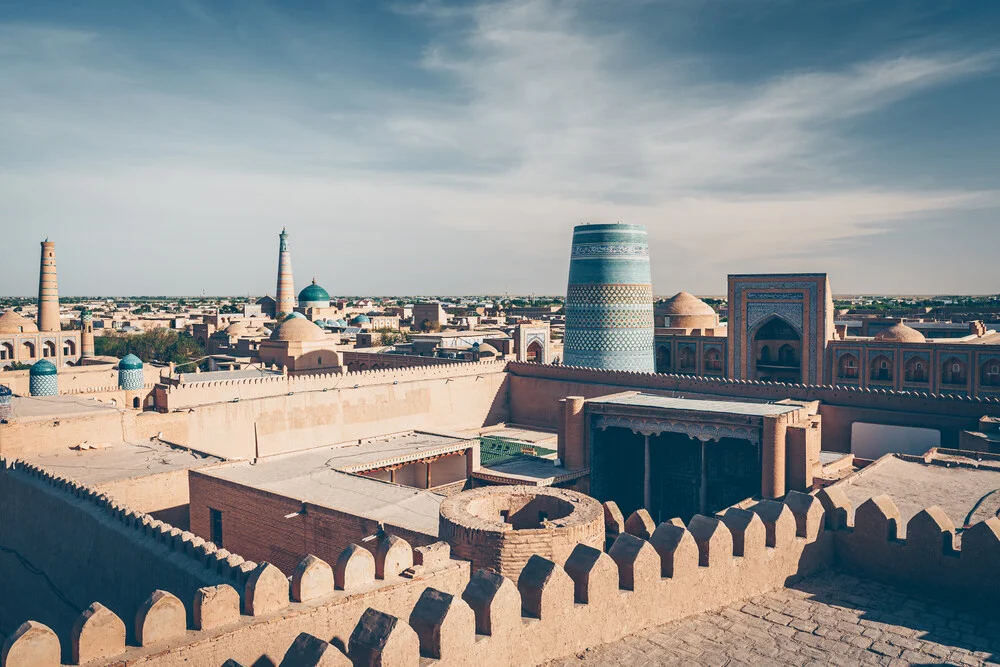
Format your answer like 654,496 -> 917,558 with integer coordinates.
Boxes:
0,384 -> 11,420
563,223 -> 655,372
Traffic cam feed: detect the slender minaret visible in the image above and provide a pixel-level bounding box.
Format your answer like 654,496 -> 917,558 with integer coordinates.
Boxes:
37,239 -> 61,332
275,228 -> 296,319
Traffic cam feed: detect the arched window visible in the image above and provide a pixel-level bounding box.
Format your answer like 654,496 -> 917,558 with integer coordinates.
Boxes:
941,357 -> 966,385
63,339 -> 76,357
759,345 -> 771,363
870,355 -> 892,382
678,346 -> 695,370
22,341 -> 35,359
904,356 -> 927,383
655,345 -> 671,373
704,348 -> 722,372
982,361 -> 1000,387
837,354 -> 859,379
133,397 -> 141,409
778,344 -> 795,366
42,340 -> 56,358
0,342 -> 12,361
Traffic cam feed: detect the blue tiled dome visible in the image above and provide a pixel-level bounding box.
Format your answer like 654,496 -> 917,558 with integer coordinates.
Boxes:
298,280 -> 331,305
350,314 -> 370,325
119,354 -> 143,370
30,359 -> 58,376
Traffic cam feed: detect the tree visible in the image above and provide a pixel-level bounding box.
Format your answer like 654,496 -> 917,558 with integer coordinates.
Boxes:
2,361 -> 31,372
95,329 -> 204,365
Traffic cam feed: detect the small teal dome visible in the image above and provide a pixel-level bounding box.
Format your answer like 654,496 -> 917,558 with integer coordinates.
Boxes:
351,314 -> 370,325
30,359 -> 58,376
0,385 -> 11,397
119,354 -> 143,370
298,280 -> 330,305
284,312 -> 305,321
336,319 -> 348,327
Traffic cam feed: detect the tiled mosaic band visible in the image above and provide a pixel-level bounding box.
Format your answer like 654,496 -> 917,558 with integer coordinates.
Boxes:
564,224 -> 655,373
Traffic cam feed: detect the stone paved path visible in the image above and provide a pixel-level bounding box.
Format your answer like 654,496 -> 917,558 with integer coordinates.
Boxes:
543,570 -> 1000,666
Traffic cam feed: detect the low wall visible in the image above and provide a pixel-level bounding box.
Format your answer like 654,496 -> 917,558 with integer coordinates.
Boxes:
341,351 -> 459,371
158,362 -> 510,460
96,467 -> 193,529
0,461 -> 235,658
189,472 -> 438,576
0,364 -> 163,397
509,363 -> 999,451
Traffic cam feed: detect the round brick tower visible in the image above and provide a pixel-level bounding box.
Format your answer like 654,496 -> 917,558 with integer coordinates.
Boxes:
0,385 -> 12,421
37,240 -> 60,333
80,309 -> 95,359
275,228 -> 296,320
563,223 -> 655,372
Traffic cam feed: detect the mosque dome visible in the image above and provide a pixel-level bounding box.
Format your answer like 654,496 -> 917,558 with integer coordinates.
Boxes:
118,354 -> 143,370
269,316 -> 327,342
284,312 -> 305,321
336,319 -> 348,328
657,292 -> 718,329
350,314 -> 370,325
223,321 -> 249,336
298,280 -> 331,307
30,359 -> 58,376
0,310 -> 39,334
874,323 -> 926,344
476,343 -> 500,357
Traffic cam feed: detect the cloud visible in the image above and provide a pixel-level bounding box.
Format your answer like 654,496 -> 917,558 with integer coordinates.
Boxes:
0,0 -> 997,295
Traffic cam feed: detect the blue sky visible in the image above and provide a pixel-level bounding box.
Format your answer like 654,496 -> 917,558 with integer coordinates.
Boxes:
1,0 -> 998,296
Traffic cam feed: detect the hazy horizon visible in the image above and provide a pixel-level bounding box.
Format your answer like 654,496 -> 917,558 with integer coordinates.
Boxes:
2,0 -> 999,297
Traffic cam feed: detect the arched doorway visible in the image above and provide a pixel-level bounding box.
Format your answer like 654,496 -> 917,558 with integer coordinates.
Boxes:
981,360 -> 1000,387
678,346 -> 695,371
837,354 -> 858,380
941,357 -> 966,386
904,356 -> 927,383
869,355 -> 893,382
752,317 -> 801,382
704,348 -> 722,373
525,340 -> 543,363
655,345 -> 671,373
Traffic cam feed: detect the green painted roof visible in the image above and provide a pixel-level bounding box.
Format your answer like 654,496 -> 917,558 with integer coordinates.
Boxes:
298,280 -> 330,303
30,359 -> 58,376
119,354 -> 143,370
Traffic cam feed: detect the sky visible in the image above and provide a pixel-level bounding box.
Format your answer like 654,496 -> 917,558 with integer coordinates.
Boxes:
1,0 -> 999,297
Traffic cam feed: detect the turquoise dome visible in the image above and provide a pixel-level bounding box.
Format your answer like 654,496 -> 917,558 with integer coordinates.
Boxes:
298,280 -> 330,305
284,312 -> 305,321
336,319 -> 348,327
30,359 -> 58,376
351,314 -> 370,325
119,354 -> 143,370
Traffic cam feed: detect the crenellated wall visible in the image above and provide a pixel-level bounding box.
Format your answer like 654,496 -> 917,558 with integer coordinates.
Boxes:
508,362 -> 1000,451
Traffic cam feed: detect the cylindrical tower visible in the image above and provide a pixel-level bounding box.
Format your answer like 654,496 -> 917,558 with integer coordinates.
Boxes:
563,223 -> 655,372
29,360 -> 58,397
275,228 -> 296,319
81,309 -> 95,358
0,385 -> 12,421
118,353 -> 144,409
37,240 -> 60,332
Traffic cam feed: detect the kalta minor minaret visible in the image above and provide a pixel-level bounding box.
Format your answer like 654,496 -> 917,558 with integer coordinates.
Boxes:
275,228 -> 296,319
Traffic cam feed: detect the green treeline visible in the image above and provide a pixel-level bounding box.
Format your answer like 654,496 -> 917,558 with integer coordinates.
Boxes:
95,329 -> 204,365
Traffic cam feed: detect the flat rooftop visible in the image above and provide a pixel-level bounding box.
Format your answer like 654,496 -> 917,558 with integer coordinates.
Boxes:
475,457 -> 587,486
7,395 -> 123,421
312,431 -> 474,473
24,440 -> 222,486
201,456 -> 444,536
831,454 -> 1000,543
589,393 -> 802,417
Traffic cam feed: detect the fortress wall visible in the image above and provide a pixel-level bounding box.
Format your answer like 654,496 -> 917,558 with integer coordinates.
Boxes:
169,364 -> 509,460
508,363 -> 996,451
0,363 -> 162,397
189,472 -> 438,577
0,461 -> 233,658
817,488 -> 1000,611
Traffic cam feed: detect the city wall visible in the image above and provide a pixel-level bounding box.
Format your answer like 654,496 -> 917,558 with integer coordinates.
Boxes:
508,363 -> 999,451
4,479 -> 999,666
0,461 -> 234,658
0,364 -> 163,397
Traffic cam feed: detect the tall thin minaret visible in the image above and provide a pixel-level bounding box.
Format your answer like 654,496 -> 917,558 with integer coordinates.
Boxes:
275,228 -> 296,319
38,239 -> 61,332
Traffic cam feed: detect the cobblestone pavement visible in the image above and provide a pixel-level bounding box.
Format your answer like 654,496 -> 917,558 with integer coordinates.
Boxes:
544,570 -> 1000,666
